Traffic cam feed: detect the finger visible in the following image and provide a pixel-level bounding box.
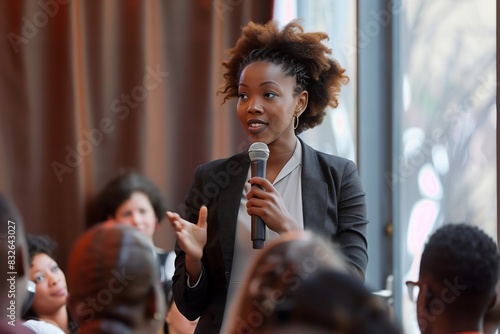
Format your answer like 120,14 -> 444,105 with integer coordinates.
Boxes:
197,205 -> 208,229
248,177 -> 272,190
166,211 -> 179,220
247,205 -> 267,219
174,230 -> 183,239
247,187 -> 268,201
166,213 -> 183,230
166,211 -> 185,228
169,220 -> 181,233
247,196 -> 266,209
175,230 -> 189,244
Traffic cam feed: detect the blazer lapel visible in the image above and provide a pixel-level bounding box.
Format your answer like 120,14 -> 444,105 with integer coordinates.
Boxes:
217,153 -> 250,275
300,139 -> 328,233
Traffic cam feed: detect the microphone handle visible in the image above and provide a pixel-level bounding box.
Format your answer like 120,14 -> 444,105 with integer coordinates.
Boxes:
250,160 -> 266,249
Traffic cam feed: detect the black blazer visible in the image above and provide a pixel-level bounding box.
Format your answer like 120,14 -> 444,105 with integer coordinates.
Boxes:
172,138 -> 368,334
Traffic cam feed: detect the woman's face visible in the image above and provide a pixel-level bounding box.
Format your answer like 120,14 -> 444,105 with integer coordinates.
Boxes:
113,191 -> 157,241
237,61 -> 307,146
30,253 -> 68,316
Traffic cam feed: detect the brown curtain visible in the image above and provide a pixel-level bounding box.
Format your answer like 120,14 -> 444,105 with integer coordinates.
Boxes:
0,0 -> 273,269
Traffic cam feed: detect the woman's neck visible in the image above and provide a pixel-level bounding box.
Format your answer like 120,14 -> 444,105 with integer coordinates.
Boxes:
39,306 -> 68,332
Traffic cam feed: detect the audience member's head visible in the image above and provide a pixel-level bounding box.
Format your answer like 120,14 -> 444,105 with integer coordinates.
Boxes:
67,223 -> 165,334
164,281 -> 198,334
25,235 -> 66,318
226,230 -> 350,333
258,268 -> 400,334
413,223 -> 499,334
0,193 -> 34,332
24,235 -> 77,333
91,171 -> 167,242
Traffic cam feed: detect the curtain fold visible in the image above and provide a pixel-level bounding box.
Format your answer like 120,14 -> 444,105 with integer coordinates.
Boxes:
0,0 -> 272,269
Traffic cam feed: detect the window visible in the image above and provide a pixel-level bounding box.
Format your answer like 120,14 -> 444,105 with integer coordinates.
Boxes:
394,1 -> 497,332
274,0 -> 358,161
274,1 -> 497,331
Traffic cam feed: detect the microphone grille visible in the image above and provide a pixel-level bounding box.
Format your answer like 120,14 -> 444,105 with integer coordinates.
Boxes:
248,142 -> 270,161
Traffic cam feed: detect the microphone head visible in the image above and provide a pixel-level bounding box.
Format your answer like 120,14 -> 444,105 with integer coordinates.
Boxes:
248,142 -> 270,161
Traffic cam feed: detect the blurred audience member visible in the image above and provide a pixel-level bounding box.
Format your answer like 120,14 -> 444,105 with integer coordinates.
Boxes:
67,223 -> 165,334
407,223 -> 499,334
0,193 -> 35,333
23,235 -> 78,334
225,230 -> 351,333
92,171 -> 174,283
258,268 -> 400,334
92,170 -> 181,331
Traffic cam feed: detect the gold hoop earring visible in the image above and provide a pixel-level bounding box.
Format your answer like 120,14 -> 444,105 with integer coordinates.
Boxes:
293,115 -> 299,130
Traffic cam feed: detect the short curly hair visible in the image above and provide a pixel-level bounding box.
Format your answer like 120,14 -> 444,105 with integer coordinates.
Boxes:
420,223 -> 500,296
93,171 -> 167,224
218,19 -> 349,134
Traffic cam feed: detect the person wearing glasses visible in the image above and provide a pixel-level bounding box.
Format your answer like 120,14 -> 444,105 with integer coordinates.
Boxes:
406,223 -> 499,334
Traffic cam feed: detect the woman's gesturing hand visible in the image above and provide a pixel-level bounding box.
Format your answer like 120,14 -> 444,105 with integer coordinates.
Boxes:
166,206 -> 208,261
246,177 -> 299,234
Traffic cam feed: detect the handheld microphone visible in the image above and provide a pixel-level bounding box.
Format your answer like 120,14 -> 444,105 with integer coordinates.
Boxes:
248,142 -> 270,249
